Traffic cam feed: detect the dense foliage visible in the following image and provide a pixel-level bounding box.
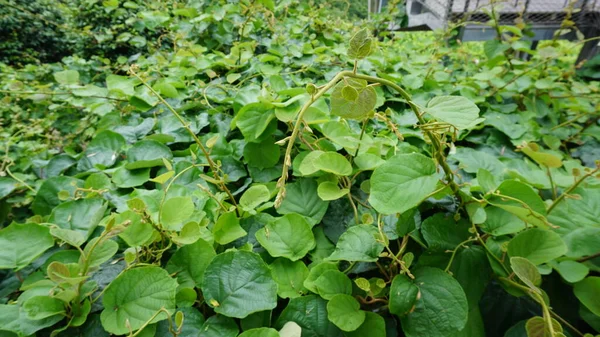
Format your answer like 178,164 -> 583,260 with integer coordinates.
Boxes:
1,1 -> 599,337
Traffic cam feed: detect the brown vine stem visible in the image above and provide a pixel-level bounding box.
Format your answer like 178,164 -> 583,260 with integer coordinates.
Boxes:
129,66 -> 239,214
275,70 -> 462,207
547,166 -> 599,214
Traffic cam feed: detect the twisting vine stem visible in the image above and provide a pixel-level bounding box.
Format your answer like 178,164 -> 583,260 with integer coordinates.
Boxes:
129,66 -> 239,214
274,70 -> 462,207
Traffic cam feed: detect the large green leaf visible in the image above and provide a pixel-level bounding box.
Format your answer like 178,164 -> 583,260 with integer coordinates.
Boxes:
269,258 -> 309,299
255,213 -> 315,261
240,185 -> 271,211
32,176 -> 83,215
275,295 -> 343,337
0,177 -> 18,199
126,140 -> 173,169
574,277 -> 600,316
0,223 -> 54,270
326,294 -> 365,331
212,211 -> 247,245
277,179 -> 329,224
326,224 -> 384,262
312,152 -> 352,176
313,270 -> 352,300
400,267 -> 468,337
198,315 -> 238,337
389,274 -> 419,317
48,198 -> 106,239
424,96 -> 482,129
166,238 -> 216,288
160,196 -> 194,230
100,266 -> 177,335
369,153 -> 439,215
420,213 -> 470,252
235,103 -> 276,142
344,312 -> 386,337
507,228 -> 567,265
202,250 -> 277,318
561,227 -> 600,259
244,138 -> 280,168
0,304 -> 62,336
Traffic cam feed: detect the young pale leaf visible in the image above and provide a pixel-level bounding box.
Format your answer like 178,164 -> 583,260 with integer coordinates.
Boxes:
54,69 -> 79,85
202,250 -> 277,318
424,96 -> 482,130
100,266 -> 177,335
369,153 -> 439,215
255,213 -> 316,261
389,274 -> 419,317
275,295 -> 343,337
115,210 -> 154,247
525,316 -> 563,337
519,142 -> 563,168
82,237 -> 119,268
345,312 -> 386,337
341,85 -> 359,101
330,79 -> 377,120
270,258 -> 309,299
347,28 -> 373,59
0,223 -> 55,270
507,228 -> 567,265
326,224 -> 384,262
298,150 -> 325,176
240,185 -> 271,211
50,228 -> 86,247
279,321 -> 302,337
400,267 -> 468,337
213,211 -> 247,245
161,196 -> 195,231
313,270 -> 352,300
574,277 -> 600,316
510,257 -> 542,291
317,181 -> 349,201
166,238 -> 216,288
303,261 -> 339,294
326,294 -> 365,331
313,152 -> 352,176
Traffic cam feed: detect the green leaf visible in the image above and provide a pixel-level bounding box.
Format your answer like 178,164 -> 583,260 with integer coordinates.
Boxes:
354,153 -> 385,171
107,74 -> 135,97
100,266 -> 177,335
574,277 -> 600,316
0,223 -> 54,270
244,138 -> 280,168
313,152 -> 352,176
202,250 -> 277,318
112,167 -> 151,188
327,224 -> 384,262
326,294 -> 365,331
270,258 -> 309,299
478,168 -> 500,192
83,238 -> 119,268
199,315 -> 238,337
256,213 -> 315,261
23,296 -> 65,319
389,274 -> 419,317
424,96 -> 482,130
313,270 -> 352,300
126,140 -> 173,169
153,82 -> 179,98
166,238 -> 216,288
54,70 -> 79,85
276,295 -> 343,337
32,176 -> 83,215
303,262 -> 339,294
525,316 -> 563,337
238,328 -> 280,337
369,153 -> 439,215
0,304 -> 62,336
171,222 -> 202,246
420,213 -> 470,251
115,210 -> 154,247
279,321 -> 302,337
481,207 -> 526,236
519,142 -> 562,168
344,312 -> 386,337
400,267 -> 468,337
330,78 -> 377,120
50,227 -> 86,247
49,198 -> 106,240
277,179 -> 329,225
298,150 -> 325,176
213,211 -> 247,245
487,180 -> 551,229
0,177 -> 18,199
561,228 -> 600,259
347,28 -> 373,59
554,260 -> 589,283
507,228 -> 567,265
240,185 -> 271,211
510,257 -> 542,290
341,85 -> 359,101
317,181 -> 349,201
160,196 -> 194,231
235,103 -> 276,142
